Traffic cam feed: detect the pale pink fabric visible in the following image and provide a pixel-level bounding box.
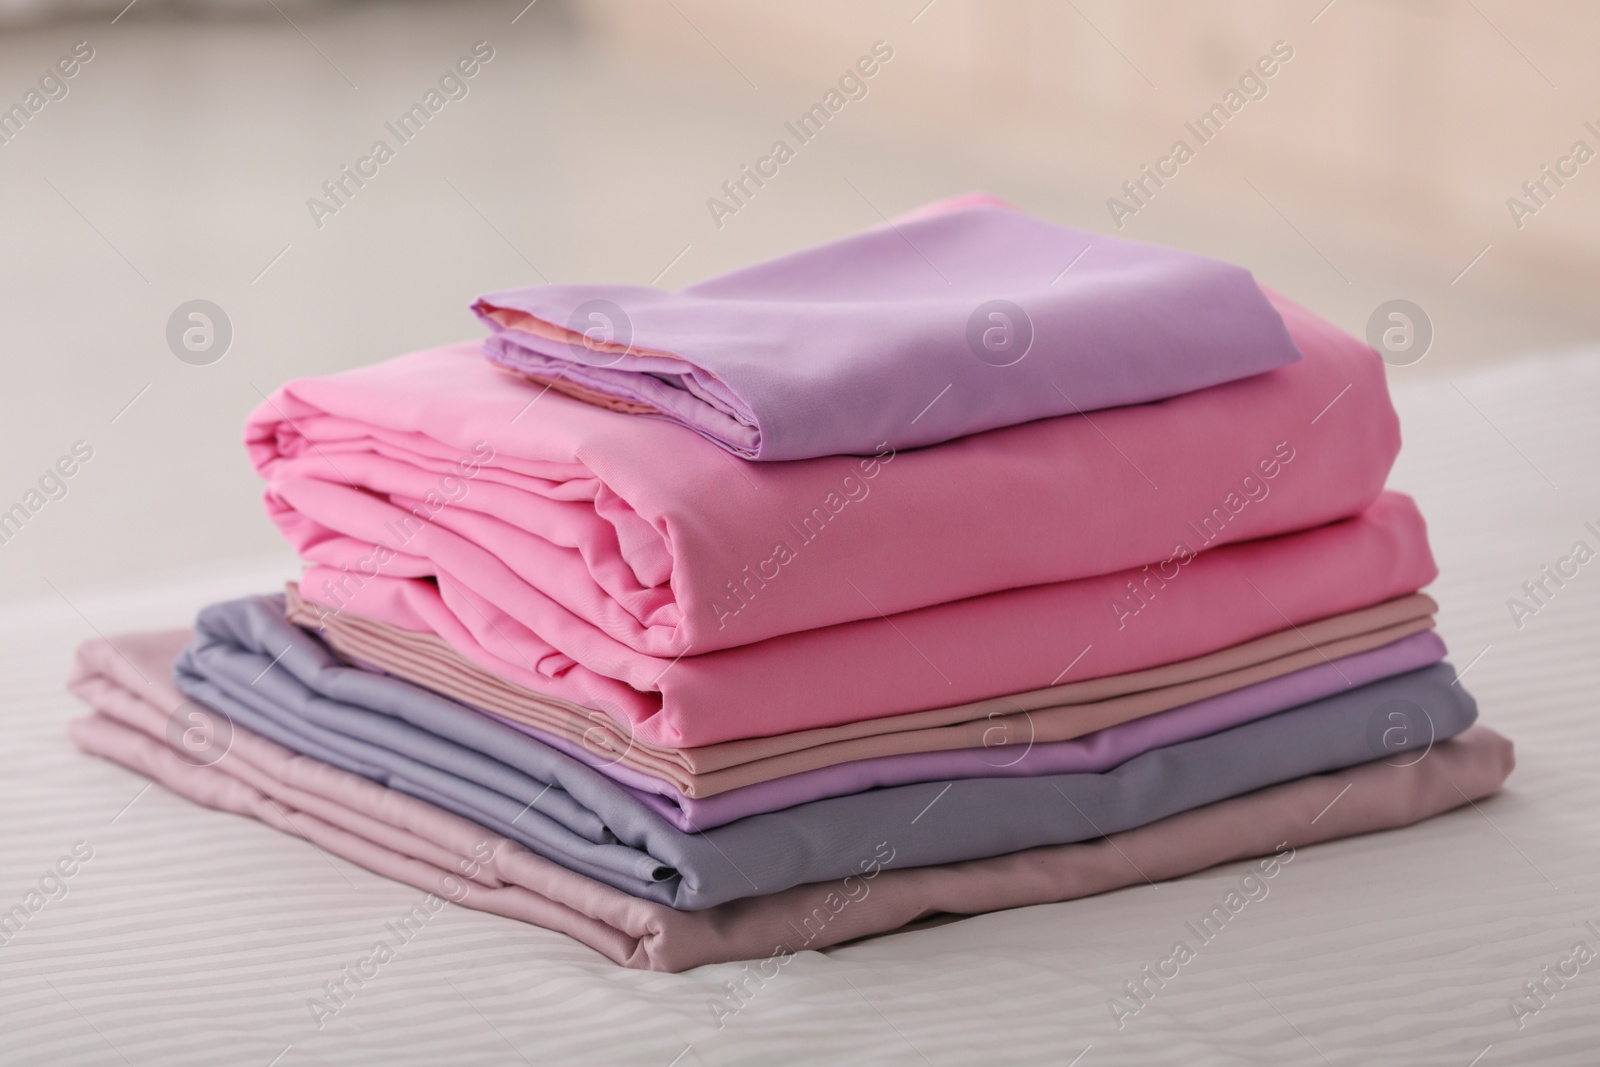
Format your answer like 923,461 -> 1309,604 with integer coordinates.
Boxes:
247,292 -> 1398,661
291,585 -> 1438,795
65,630 -> 1513,972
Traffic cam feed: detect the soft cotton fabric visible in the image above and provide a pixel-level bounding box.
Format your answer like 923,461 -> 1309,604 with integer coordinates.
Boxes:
163,597 -> 1476,909
292,586 -> 1438,796
572,631 -> 1450,828
302,577 -> 1447,826
65,635 -> 1514,971
472,203 -> 1303,461
248,289 -> 1400,671
299,492 -> 1437,747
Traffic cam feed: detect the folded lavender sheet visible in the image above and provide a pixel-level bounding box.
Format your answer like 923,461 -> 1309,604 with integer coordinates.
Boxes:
473,202 -> 1303,460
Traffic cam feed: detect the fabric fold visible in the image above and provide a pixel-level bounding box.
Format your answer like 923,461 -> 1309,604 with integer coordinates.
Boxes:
290,585 -> 1440,796
65,680 -> 1514,971
247,289 -> 1399,668
299,491 -> 1438,747
106,599 -> 1481,909
472,203 -> 1304,460
589,630 -> 1451,828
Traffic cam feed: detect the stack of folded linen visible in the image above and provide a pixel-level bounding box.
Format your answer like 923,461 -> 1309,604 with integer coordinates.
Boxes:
67,198 -> 1513,971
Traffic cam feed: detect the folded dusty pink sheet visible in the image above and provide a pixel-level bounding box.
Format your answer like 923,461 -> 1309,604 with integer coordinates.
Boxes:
292,492 -> 1437,747
66,657 -> 1513,971
291,585 -> 1438,796
248,290 -> 1398,670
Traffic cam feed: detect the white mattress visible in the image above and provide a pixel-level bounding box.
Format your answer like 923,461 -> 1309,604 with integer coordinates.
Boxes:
3,354 -> 1599,1066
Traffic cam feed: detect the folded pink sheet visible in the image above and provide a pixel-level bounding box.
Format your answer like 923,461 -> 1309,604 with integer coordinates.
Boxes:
248,290 -> 1399,668
66,657 -> 1514,971
292,585 -> 1438,796
292,492 -> 1437,747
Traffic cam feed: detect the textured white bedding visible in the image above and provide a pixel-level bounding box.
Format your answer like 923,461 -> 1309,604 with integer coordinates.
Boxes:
2,353 -> 1598,1066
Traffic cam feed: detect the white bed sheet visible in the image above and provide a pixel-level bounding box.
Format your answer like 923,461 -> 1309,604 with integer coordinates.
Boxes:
3,353 -> 1599,1066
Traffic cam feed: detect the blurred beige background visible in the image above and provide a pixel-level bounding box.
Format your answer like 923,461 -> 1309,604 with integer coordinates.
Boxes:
0,0 -> 1596,602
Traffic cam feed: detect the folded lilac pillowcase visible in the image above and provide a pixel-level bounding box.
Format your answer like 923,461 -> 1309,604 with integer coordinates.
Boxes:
473,202 -> 1302,460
